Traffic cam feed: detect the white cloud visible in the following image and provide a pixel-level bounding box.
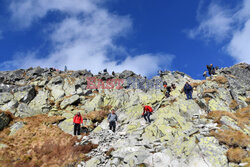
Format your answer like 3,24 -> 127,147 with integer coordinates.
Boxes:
189,0 -> 250,64
227,20 -> 250,63
188,3 -> 233,42
4,0 -> 174,76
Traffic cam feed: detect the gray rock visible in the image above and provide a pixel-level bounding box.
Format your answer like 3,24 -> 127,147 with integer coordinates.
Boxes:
119,70 -> 136,79
0,143 -> 8,149
16,103 -> 32,117
9,122 -> 24,135
86,157 -> 100,167
0,100 -> 18,111
0,112 -> 11,131
60,95 -> 80,109
27,66 -> 44,76
14,85 -> 36,103
0,92 -> 13,105
49,76 -> 63,85
28,90 -> 50,114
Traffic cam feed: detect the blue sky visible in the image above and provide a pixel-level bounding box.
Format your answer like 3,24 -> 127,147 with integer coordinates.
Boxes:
0,0 -> 249,79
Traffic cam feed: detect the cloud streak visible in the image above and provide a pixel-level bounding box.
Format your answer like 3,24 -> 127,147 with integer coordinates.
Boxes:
3,0 -> 174,76
188,0 -> 250,64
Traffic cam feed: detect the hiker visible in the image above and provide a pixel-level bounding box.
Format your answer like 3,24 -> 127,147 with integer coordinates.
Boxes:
142,104 -> 153,123
162,81 -> 172,98
64,65 -> 67,72
206,64 -> 214,76
112,71 -> 115,76
183,82 -> 193,100
107,109 -> 118,132
203,71 -> 208,78
171,83 -> 176,90
211,67 -> 216,75
73,112 -> 83,136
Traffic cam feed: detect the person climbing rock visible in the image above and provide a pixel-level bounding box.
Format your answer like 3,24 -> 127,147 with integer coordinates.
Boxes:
211,67 -> 216,75
207,64 -> 215,76
183,82 -> 193,100
162,81 -> 172,98
203,71 -> 208,78
142,104 -> 153,123
64,65 -> 68,72
73,112 -> 83,136
171,83 -> 176,90
107,109 -> 118,132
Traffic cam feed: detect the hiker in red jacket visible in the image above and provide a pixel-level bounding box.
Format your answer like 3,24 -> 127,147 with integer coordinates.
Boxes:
73,112 -> 83,136
142,104 -> 153,123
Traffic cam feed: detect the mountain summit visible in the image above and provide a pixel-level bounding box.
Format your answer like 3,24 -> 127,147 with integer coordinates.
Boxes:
0,63 -> 249,167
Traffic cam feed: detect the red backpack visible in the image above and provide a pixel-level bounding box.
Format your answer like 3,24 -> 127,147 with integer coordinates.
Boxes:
145,106 -> 153,112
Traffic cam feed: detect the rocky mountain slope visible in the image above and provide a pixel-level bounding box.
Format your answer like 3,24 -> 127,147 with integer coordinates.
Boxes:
0,63 -> 249,167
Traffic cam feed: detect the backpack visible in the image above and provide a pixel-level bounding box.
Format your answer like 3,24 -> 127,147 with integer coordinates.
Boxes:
145,106 -> 153,112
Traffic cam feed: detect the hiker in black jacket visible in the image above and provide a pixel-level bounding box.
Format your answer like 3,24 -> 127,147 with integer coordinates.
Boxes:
207,64 -> 215,76
184,82 -> 193,100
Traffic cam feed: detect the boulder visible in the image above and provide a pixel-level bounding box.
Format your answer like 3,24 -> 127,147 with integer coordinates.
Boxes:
63,78 -> 76,96
0,100 -> 18,112
0,92 -> 13,105
25,90 -> 50,116
9,122 -> 24,135
119,70 -> 136,79
50,85 -> 65,100
49,76 -> 63,85
14,86 -> 36,103
86,157 -> 100,167
60,95 -> 80,109
0,112 -> 11,131
16,103 -> 33,117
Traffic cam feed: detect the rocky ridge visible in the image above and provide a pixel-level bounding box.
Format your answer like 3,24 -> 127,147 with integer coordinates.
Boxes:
0,63 -> 249,167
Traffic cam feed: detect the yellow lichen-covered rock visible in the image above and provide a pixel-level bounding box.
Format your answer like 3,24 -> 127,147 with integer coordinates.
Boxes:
208,98 -> 230,111
58,118 -> 74,134
93,126 -> 102,133
198,137 -> 228,167
127,122 -> 140,133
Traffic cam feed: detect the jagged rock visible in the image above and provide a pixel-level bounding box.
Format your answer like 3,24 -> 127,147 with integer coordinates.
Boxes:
86,157 -> 101,167
50,85 -> 65,100
119,70 -> 136,79
0,92 -> 13,105
0,100 -> 18,112
220,116 -> 242,131
60,95 -> 80,109
83,95 -> 103,111
29,91 -> 50,115
9,122 -> 24,135
97,72 -> 114,80
63,78 -> 76,96
196,137 -> 228,167
14,85 -> 36,103
27,66 -> 44,76
0,112 -> 11,131
58,118 -> 74,134
71,70 -> 93,78
49,76 -> 63,85
16,103 -> 32,117
144,152 -> 180,167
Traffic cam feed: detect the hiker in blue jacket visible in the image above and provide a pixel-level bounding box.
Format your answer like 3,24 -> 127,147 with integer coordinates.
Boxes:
184,82 -> 193,100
